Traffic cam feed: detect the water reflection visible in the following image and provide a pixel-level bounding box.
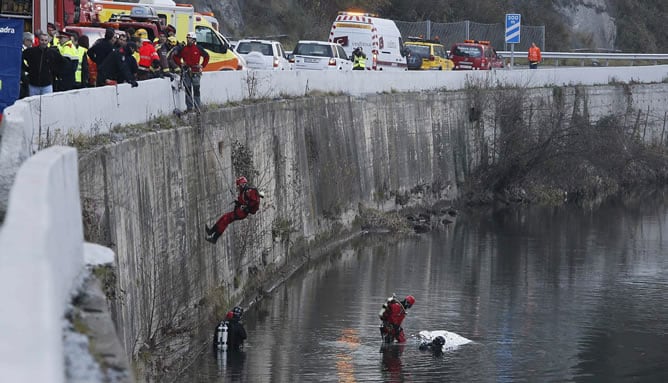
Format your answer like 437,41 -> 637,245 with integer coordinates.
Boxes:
181,190 -> 668,382
336,328 -> 359,383
213,349 -> 246,382
379,344 -> 406,383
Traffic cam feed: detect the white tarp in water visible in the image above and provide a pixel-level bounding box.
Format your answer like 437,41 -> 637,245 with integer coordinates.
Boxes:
418,330 -> 472,352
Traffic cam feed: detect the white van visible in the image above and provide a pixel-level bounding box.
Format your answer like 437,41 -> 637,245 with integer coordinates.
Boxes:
328,11 -> 407,71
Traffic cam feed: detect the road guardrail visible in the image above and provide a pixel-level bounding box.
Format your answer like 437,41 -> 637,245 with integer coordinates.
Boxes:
498,51 -> 668,66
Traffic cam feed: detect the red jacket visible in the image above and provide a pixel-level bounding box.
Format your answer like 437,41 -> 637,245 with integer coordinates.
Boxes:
528,46 -> 542,63
172,43 -> 209,71
381,301 -> 407,327
236,186 -> 261,214
138,40 -> 160,69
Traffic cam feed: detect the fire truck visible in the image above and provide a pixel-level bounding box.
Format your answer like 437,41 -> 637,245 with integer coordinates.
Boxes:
56,0 -> 243,71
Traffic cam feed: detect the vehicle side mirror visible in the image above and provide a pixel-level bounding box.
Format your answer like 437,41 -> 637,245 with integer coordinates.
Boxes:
222,42 -> 228,54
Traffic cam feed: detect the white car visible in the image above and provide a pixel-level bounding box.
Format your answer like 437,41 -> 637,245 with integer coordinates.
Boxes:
234,39 -> 291,70
291,40 -> 352,71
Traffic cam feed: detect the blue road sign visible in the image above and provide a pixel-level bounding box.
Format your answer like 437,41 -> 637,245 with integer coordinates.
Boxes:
505,14 -> 521,44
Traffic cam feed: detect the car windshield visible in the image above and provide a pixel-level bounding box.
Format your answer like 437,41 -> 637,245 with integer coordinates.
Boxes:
406,45 -> 430,56
236,42 -> 273,56
294,43 -> 332,57
453,45 -> 482,58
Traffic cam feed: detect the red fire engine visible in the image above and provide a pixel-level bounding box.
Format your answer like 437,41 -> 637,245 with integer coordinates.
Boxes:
0,0 -> 90,33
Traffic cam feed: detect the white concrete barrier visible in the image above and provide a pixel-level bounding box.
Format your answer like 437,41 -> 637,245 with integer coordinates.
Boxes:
0,146 -> 84,383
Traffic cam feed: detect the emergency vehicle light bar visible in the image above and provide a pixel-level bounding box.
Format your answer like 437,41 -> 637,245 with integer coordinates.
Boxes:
338,11 -> 378,17
464,40 -> 491,45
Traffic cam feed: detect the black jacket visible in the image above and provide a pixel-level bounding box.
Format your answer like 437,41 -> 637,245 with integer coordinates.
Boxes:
97,47 -> 137,86
87,38 -> 114,65
22,46 -> 66,87
226,319 -> 247,351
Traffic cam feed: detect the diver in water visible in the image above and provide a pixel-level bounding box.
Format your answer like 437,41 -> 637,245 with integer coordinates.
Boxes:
213,306 -> 247,351
419,335 -> 445,355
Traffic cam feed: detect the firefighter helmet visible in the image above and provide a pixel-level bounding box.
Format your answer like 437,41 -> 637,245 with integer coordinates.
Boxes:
404,295 -> 415,308
134,28 -> 148,40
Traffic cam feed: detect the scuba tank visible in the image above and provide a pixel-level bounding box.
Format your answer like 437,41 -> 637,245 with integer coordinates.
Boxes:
215,321 -> 229,350
378,294 -> 397,320
379,294 -> 398,342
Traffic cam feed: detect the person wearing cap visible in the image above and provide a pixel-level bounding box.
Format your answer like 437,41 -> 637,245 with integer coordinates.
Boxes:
171,31 -> 209,112
56,31 -> 79,91
97,37 -> 139,88
22,32 -> 67,96
205,176 -> 261,244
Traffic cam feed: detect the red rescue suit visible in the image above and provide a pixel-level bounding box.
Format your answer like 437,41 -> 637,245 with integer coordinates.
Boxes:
213,185 -> 261,234
380,301 -> 408,343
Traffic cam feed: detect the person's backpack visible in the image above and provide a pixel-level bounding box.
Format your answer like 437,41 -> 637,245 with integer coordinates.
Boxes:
244,186 -> 264,214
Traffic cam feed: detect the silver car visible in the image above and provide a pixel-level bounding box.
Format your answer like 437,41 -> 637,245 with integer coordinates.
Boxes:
234,39 -> 291,70
291,40 -> 352,71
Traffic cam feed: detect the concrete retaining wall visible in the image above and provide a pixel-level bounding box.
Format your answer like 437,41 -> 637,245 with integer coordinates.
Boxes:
0,147 -> 84,383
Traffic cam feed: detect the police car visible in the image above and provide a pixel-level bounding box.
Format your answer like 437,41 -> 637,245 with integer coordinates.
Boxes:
450,40 -> 504,70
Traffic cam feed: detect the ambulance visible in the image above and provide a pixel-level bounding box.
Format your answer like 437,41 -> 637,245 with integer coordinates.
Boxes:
79,0 -> 243,71
328,11 -> 407,71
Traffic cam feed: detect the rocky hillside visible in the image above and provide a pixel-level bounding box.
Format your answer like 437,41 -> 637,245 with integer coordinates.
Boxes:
191,0 -> 666,52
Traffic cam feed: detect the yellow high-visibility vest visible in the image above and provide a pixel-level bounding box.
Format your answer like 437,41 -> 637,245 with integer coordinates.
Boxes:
75,46 -> 88,83
353,55 -> 366,69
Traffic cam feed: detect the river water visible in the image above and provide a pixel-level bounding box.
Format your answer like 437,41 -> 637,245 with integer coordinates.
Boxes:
181,190 -> 668,383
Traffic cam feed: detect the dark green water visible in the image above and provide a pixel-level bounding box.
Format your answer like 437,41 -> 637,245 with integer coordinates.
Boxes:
183,190 -> 668,382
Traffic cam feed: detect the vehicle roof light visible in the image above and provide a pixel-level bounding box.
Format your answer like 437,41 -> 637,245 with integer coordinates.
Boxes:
338,10 -> 378,17
463,39 -> 491,45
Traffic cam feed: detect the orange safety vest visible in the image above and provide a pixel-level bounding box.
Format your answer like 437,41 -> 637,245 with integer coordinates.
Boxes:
528,46 -> 542,63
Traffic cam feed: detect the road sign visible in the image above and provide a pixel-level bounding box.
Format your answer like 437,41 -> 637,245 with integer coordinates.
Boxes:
505,14 -> 521,44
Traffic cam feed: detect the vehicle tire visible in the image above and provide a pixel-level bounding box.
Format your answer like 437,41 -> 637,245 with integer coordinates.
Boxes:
438,66 -> 442,71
